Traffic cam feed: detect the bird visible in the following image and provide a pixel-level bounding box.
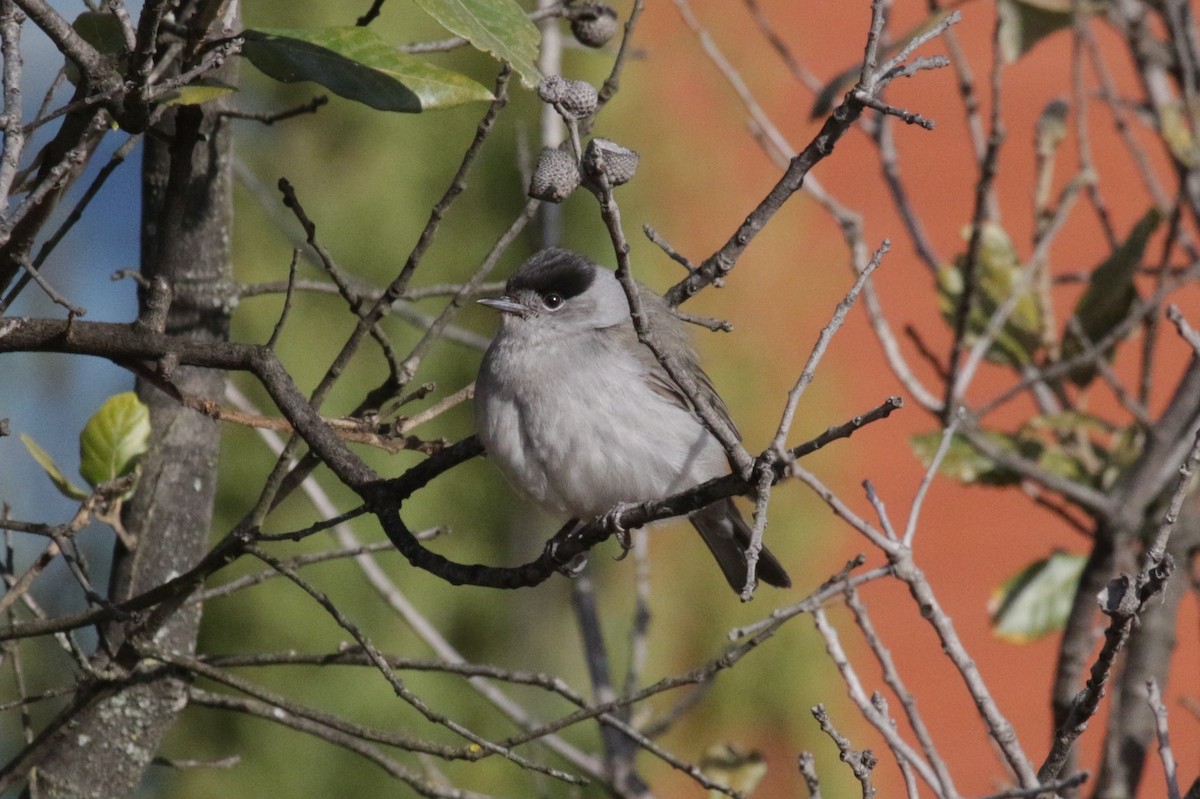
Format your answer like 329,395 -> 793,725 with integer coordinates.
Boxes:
473,248 -> 791,594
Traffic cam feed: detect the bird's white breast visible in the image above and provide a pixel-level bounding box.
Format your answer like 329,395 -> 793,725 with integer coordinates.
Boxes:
475,325 -> 728,520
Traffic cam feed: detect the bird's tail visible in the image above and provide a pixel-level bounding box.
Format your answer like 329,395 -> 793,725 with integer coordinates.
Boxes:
689,498 -> 791,593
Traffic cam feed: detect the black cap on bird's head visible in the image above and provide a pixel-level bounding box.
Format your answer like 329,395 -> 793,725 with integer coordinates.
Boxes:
507,249 -> 596,299
478,249 -> 603,320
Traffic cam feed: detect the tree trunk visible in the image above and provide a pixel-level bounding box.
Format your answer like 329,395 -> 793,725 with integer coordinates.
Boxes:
1094,509 -> 1200,799
22,53 -> 234,799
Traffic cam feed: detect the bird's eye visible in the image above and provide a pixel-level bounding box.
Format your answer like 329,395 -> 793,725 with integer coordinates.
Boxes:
542,292 -> 564,310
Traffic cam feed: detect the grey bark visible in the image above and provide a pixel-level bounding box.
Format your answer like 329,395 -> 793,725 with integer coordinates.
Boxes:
1095,507 -> 1200,799
20,61 -> 234,799
1051,358 -> 1200,794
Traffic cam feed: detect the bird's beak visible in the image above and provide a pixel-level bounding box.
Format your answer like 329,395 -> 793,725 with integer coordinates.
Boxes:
477,296 -> 528,316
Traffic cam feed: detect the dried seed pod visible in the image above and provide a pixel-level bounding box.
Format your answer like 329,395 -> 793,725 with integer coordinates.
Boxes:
569,3 -> 619,48
537,75 -> 568,105
557,79 -> 598,119
582,138 -> 639,188
529,147 -> 581,203
537,75 -> 598,119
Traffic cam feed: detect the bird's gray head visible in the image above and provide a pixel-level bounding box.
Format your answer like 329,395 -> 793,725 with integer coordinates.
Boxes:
478,249 -> 630,333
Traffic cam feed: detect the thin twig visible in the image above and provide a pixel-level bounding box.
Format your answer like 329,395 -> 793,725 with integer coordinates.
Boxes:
810,702 -> 877,798
265,249 -> 300,350
11,0 -> 115,88
845,586 -> 958,798
188,688 -> 498,799
643,223 -> 697,273
592,170 -> 753,477
942,0 -> 1008,415
570,577 -> 647,796
811,608 -> 936,795
247,546 -> 586,785
741,0 -> 822,92
663,0 -> 956,307
396,199 -> 537,386
793,461 -> 1041,786
798,751 -> 823,798
219,95 -> 328,124
770,241 -> 889,454
975,773 -> 1089,799
225,384 -> 603,778
1146,678 -> 1183,799
1167,305 -> 1200,355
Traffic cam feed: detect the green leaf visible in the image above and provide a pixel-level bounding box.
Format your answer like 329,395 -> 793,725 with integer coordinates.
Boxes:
21,434 -> 88,500
1160,102 -> 1200,168
1023,412 -> 1141,488
1100,425 -> 1145,490
700,744 -> 768,798
412,0 -> 542,89
997,0 -> 1072,63
989,552 -> 1087,642
65,12 -> 127,85
73,12 -> 127,56
160,78 -> 237,107
242,27 -> 494,112
910,430 -> 1023,486
79,392 -> 151,488
913,423 -> 1101,487
1062,208 -> 1161,386
937,223 -> 1043,368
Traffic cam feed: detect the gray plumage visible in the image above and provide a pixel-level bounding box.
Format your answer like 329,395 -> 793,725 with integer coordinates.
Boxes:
474,249 -> 790,593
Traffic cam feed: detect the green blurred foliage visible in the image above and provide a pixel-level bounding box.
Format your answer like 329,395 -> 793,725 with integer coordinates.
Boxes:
78,2 -> 844,796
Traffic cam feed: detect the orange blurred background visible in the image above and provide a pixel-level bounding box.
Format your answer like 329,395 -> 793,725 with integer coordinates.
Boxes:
609,1 -> 1200,795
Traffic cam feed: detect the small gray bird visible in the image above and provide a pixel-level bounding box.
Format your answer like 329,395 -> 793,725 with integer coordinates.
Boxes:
474,249 -> 790,593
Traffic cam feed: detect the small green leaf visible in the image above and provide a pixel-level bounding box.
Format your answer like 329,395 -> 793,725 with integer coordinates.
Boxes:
242,27 -> 494,112
989,552 -> 1087,642
79,392 -> 151,488
160,78 -> 237,107
1062,208 -> 1161,385
65,12 -> 127,85
1100,425 -> 1145,490
73,12 -> 127,56
412,0 -> 542,89
700,744 -> 768,798
1160,102 -> 1200,167
997,0 -> 1072,63
21,434 -> 88,500
937,223 -> 1043,368
1034,445 -> 1093,484
1023,413 -> 1140,487
910,430 -> 1023,486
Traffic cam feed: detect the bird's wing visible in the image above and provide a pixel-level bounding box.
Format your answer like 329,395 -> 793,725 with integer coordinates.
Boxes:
609,287 -> 742,441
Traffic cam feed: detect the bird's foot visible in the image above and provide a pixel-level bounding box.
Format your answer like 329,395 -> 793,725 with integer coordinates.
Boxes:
600,502 -> 637,559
